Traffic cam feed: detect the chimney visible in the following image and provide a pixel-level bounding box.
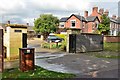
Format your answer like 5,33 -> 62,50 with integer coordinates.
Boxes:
112,15 -> 116,19
104,9 -> 109,16
84,11 -> 88,18
99,8 -> 104,15
7,20 -> 10,24
26,23 -> 29,26
92,6 -> 98,13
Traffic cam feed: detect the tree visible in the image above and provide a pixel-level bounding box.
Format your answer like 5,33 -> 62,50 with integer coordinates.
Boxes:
98,14 -> 110,35
34,14 -> 59,39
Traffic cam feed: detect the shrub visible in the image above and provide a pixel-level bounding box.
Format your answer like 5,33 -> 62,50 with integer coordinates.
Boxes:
59,41 -> 66,51
41,34 -> 67,50
117,32 -> 120,36
54,34 -> 67,41
42,42 -> 62,49
54,34 -> 67,51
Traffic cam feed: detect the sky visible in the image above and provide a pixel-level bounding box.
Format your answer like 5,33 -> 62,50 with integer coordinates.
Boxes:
0,0 -> 119,26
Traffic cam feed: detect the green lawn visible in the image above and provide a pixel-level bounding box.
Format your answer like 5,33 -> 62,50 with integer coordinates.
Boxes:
2,66 -> 75,79
104,42 -> 120,52
95,54 -> 120,59
85,42 -> 120,59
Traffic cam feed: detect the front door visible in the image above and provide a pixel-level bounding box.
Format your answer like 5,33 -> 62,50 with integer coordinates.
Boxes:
22,33 -> 27,48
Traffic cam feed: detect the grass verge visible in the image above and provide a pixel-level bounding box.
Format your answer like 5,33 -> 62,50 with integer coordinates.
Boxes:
85,51 -> 119,59
2,66 -> 75,79
104,42 -> 120,52
95,55 -> 120,59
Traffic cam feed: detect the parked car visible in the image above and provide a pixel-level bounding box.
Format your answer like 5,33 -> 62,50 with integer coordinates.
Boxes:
46,35 -> 64,43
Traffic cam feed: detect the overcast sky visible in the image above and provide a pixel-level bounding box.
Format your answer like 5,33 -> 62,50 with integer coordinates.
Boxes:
0,0 -> 119,26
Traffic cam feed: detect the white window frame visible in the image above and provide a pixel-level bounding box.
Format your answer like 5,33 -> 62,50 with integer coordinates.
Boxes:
70,20 -> 76,28
59,22 -> 65,28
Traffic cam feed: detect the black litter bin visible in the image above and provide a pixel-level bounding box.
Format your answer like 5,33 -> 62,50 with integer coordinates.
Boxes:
19,48 -> 35,72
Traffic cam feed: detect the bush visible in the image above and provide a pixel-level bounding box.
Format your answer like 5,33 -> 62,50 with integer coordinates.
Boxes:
54,34 -> 67,51
117,32 -> 120,36
93,30 -> 100,34
59,41 -> 66,51
41,34 -> 67,50
42,42 -> 62,49
54,34 -> 67,41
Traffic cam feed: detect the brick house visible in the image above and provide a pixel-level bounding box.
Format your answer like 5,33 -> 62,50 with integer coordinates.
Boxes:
110,15 -> 120,36
59,6 -> 109,33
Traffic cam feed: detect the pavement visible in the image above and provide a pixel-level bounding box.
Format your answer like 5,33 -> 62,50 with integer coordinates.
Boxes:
3,38 -> 120,78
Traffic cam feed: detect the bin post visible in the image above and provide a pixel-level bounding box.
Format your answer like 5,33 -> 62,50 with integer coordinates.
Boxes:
19,48 -> 35,72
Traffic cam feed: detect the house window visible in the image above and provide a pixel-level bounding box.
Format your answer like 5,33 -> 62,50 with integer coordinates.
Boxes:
71,20 -> 76,27
95,21 -> 99,28
92,23 -> 95,30
82,22 -> 85,28
61,25 -> 64,27
60,22 -> 65,28
14,30 -> 22,32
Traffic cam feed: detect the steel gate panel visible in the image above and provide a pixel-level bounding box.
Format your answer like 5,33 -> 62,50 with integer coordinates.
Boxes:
69,33 -> 103,53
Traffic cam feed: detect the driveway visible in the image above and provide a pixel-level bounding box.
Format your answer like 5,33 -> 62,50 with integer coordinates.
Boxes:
4,38 -> 118,78
27,38 -> 119,78
35,52 -> 119,78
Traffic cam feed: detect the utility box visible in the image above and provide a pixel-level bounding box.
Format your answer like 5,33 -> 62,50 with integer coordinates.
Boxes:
19,48 -> 34,72
4,22 -> 27,59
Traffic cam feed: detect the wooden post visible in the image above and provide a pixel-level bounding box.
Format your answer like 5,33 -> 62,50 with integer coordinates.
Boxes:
0,29 -> 3,72
50,40 -> 52,49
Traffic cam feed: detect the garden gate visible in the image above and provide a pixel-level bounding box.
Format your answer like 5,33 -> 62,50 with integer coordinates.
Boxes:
69,33 -> 103,53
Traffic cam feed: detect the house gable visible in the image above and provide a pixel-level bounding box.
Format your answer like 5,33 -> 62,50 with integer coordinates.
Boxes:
86,16 -> 100,23
66,14 -> 86,22
65,14 -> 84,29
85,16 -> 100,33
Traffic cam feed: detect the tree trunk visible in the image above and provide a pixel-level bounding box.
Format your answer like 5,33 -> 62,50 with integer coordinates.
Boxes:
42,32 -> 49,40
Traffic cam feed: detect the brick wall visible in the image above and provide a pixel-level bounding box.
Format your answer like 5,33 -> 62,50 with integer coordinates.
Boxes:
66,15 -> 82,29
104,36 -> 120,42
